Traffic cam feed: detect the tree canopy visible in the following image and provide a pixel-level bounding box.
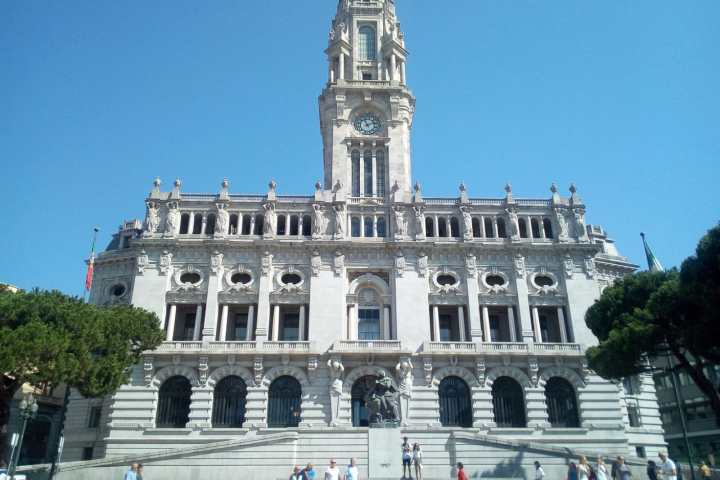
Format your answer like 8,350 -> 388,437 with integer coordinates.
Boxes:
0,288 -> 164,461
585,224 -> 720,422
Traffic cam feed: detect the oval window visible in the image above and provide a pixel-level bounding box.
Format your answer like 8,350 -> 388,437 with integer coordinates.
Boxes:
180,272 -> 201,285
486,275 -> 506,287
535,275 -> 555,287
437,274 -> 458,287
281,273 -> 302,285
110,284 -> 126,297
231,272 -> 252,285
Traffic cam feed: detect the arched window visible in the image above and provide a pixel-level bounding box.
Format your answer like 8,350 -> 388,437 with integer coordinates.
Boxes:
496,218 -> 507,238
545,377 -> 580,428
289,215 -> 299,236
377,217 -> 387,237
242,214 -> 252,235
472,218 -> 481,238
351,150 -> 361,197
206,214 -> 216,235
302,215 -> 312,236
277,215 -> 287,235
439,376 -> 473,427
364,150 -> 373,196
254,214 -> 264,235
484,218 -> 494,238
351,217 -> 361,237
212,376 -> 247,428
364,216 -> 374,237
531,218 -> 541,238
438,217 -> 448,237
268,376 -> 302,428
543,218 -> 554,239
193,214 -> 203,234
180,213 -> 190,234
352,376 -> 378,427
425,217 -> 435,237
156,376 -> 191,428
358,26 -> 376,61
357,287 -> 382,340
376,150 -> 386,196
450,217 -> 460,238
229,214 -> 239,235
491,376 -> 526,428
519,218 -> 528,238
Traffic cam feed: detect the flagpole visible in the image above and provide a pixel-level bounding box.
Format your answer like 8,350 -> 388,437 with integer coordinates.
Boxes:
83,227 -> 100,303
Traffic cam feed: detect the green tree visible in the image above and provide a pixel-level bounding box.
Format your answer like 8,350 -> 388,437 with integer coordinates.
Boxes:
585,224 -> 720,423
0,289 -> 164,462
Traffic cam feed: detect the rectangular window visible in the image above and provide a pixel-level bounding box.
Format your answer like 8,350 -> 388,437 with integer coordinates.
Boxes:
281,313 -> 299,341
82,447 -> 94,461
439,313 -> 459,342
230,313 -> 248,341
362,72 -> 372,80
88,406 -> 102,428
635,446 -> 646,458
627,406 -> 641,427
182,313 -> 195,341
358,308 -> 381,340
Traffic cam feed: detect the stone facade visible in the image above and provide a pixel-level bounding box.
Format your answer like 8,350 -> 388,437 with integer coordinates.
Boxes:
61,0 -> 666,476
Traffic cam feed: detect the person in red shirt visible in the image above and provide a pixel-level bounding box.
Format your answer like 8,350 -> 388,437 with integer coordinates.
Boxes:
457,462 -> 468,480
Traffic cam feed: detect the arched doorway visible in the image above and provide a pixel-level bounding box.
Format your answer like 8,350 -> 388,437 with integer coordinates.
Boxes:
491,376 -> 526,428
351,375 -> 378,427
545,377 -> 580,428
212,376 -> 248,428
156,376 -> 192,428
439,376 -> 472,427
268,376 -> 302,428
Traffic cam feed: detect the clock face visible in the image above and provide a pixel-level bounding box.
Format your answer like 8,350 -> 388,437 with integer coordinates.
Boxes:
354,113 -> 382,135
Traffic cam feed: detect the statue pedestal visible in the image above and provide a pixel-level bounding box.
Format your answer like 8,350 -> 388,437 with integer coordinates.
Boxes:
368,427 -> 402,480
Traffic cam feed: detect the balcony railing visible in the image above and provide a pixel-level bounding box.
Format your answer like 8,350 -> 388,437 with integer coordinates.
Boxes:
207,342 -> 257,353
478,342 -> 530,354
155,341 -> 204,352
422,342 -> 478,354
332,340 -> 403,353
262,341 -> 315,354
532,343 -> 583,355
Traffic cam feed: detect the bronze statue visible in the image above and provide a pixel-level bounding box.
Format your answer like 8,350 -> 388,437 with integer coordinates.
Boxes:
364,371 -> 400,426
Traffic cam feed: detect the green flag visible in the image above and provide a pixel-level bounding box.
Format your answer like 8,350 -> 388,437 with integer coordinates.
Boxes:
640,232 -> 664,272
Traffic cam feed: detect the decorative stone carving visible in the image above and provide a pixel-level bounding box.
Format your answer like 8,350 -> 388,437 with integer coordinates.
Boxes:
144,201 -> 160,236
555,208 -> 569,241
164,202 -> 180,237
215,203 -> 229,237
417,252 -> 428,277
263,202 -> 276,239
513,254 -> 525,278
366,371 -> 400,426
528,357 -> 539,387
422,357 -> 433,386
506,206 -> 520,241
198,356 -> 209,385
210,251 -> 224,275
136,250 -> 149,275
393,205 -> 407,239
143,356 -> 154,387
327,357 -> 344,426
460,206 -> 473,240
573,208 -> 588,242
475,357 -> 486,387
333,251 -> 345,277
394,251 -> 406,277
584,255 -> 596,278
306,356 -> 319,381
466,254 -> 477,278
395,358 -> 413,398
564,254 -> 575,278
312,204 -> 325,239
159,251 -> 173,276
311,251 -> 322,277
413,205 -> 425,240
333,204 -> 345,239
261,251 -> 273,277
253,356 -> 263,387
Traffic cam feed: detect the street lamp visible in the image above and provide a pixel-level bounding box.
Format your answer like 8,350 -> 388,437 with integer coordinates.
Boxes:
7,394 -> 39,480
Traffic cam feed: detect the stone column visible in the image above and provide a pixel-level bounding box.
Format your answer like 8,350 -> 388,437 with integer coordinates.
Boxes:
514,265 -> 534,343
347,305 -> 354,340
246,305 -> 255,341
466,276 -> 482,341
482,306 -> 491,342
201,215 -> 207,235
299,304 -> 306,342
539,218 -> 546,239
188,385 -> 212,430
359,154 -> 365,197
432,305 -> 440,341
390,54 -> 397,81
508,306 -> 517,342
526,385 -> 550,429
400,60 -> 406,85
433,215 -> 439,237
492,217 -> 499,238
458,306 -> 466,342
255,255 -> 272,342
479,216 -> 486,237
373,216 -> 378,238
383,306 -> 391,340
298,216 -> 304,237
188,212 -> 195,235
166,304 -> 177,342
557,307 -> 568,343
218,304 -> 229,341
526,216 -> 533,238
203,257 -> 223,342
532,306 -> 542,343
271,305 -> 280,342
339,53 -> 345,80
192,304 -> 203,341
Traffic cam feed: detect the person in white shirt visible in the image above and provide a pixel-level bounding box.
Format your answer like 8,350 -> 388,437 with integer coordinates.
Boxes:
534,461 -> 545,480
577,455 -> 591,480
325,459 -> 340,480
345,458 -> 359,480
413,443 -> 424,480
596,456 -> 609,480
658,452 -> 677,480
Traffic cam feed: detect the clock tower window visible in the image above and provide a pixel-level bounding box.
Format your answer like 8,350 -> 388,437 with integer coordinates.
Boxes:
363,150 -> 373,197
358,26 -> 377,61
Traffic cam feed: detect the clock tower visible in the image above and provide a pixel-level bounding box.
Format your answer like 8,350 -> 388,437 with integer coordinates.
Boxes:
319,0 -> 416,200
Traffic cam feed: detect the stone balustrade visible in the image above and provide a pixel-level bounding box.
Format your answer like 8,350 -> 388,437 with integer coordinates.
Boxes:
331,340 -> 404,353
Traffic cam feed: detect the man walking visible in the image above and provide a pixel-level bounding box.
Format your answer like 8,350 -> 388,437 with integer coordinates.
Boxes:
124,463 -> 139,480
658,453 -> 677,480
402,436 -> 413,478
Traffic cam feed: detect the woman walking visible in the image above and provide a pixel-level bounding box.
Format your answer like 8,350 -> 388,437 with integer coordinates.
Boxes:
596,456 -> 609,480
534,461 -> 545,480
412,443 -> 424,480
567,462 -> 578,480
578,456 -> 591,480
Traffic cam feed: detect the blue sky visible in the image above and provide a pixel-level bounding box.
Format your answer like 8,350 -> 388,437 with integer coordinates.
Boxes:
2,0 -> 718,296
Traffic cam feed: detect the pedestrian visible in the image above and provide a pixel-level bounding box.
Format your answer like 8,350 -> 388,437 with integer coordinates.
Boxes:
616,456 -> 632,480
658,452 -> 677,480
578,456 -> 591,480
597,456 -> 609,480
568,462 -> 578,480
412,443 -> 424,480
325,459 -> 341,480
534,461 -> 545,480
345,458 -> 359,480
402,437 -> 413,479
302,463 -> 317,480
457,462 -> 468,480
137,464 -> 144,480
699,461 -> 711,479
290,465 -> 303,480
646,461 -> 658,480
124,463 -> 139,480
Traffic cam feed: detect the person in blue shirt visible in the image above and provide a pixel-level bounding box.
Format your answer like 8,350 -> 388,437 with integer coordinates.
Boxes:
302,463 -> 317,480
124,463 -> 139,480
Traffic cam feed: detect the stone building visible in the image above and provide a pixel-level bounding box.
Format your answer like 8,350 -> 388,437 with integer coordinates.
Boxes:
61,1 -> 666,478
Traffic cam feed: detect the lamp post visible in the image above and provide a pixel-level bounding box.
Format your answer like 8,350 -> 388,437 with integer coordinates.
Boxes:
7,393 -> 39,480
